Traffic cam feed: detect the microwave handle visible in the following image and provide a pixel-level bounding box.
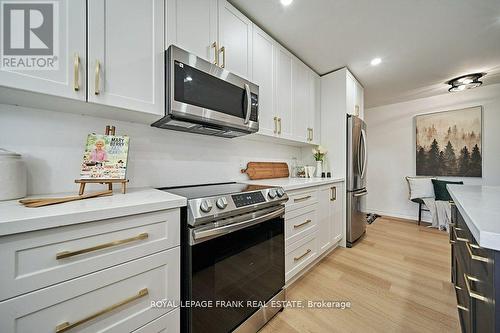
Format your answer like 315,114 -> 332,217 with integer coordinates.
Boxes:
244,83 -> 251,124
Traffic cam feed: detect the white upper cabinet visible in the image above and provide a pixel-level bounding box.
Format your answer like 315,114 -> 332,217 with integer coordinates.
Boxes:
274,45 -> 293,139
217,0 -> 253,80
310,72 -> 321,144
355,79 -> 364,120
291,59 -> 320,144
0,0 -> 86,100
87,0 -> 164,115
252,25 -> 276,137
166,0 -> 218,63
291,57 -> 309,142
346,70 -> 364,119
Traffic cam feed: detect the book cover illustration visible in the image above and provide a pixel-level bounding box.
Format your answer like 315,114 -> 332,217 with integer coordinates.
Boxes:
80,134 -> 130,179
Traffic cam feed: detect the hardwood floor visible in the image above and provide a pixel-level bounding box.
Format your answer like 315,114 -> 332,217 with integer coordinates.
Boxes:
261,217 -> 460,333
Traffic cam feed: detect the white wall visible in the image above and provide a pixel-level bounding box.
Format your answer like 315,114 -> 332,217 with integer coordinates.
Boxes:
364,83 -> 500,221
0,104 -> 302,195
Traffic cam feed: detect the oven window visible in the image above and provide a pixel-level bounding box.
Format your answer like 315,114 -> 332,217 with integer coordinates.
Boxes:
190,217 -> 284,333
174,61 -> 247,119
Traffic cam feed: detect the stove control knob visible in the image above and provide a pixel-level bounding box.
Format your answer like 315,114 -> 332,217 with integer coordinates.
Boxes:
268,189 -> 277,199
216,197 -> 228,209
276,188 -> 285,197
200,200 -> 213,213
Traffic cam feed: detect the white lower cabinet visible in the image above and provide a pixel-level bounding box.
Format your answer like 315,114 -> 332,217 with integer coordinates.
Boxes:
285,232 -> 318,282
133,308 -> 180,333
284,181 -> 344,283
0,208 -> 181,333
0,249 -> 179,333
318,183 -> 344,252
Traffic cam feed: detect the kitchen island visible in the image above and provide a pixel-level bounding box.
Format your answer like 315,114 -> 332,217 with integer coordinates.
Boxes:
447,185 -> 500,333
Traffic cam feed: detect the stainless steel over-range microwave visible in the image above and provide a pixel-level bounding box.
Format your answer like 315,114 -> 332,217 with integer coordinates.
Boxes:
152,45 -> 259,138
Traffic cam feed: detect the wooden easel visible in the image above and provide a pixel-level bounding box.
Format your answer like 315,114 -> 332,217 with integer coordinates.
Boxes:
75,125 -> 129,195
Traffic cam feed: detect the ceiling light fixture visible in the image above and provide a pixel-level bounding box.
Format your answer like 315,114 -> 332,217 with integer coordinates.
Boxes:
280,0 -> 293,6
447,73 -> 485,92
370,57 -> 381,66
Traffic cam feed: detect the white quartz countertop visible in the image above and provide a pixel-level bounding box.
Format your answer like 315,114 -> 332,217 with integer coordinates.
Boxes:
241,177 -> 345,191
0,188 -> 186,236
448,185 -> 500,251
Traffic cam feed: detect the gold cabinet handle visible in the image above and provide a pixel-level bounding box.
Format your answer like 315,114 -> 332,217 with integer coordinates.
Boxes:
278,117 -> 282,134
310,128 -> 313,141
56,233 -> 148,259
306,128 -> 310,141
94,60 -> 101,95
211,41 -> 218,66
294,248 -> 311,262
466,242 -> 490,263
330,186 -> 337,201
219,46 -> 226,68
273,116 -> 278,134
464,274 -> 489,302
294,219 -> 312,229
55,288 -> 149,333
73,53 -> 80,91
294,195 -> 311,203
453,228 -> 469,243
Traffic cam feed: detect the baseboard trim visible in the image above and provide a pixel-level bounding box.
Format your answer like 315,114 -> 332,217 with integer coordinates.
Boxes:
366,208 -> 432,223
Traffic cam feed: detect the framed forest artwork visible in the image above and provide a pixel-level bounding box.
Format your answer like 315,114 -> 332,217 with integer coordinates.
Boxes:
415,106 -> 482,177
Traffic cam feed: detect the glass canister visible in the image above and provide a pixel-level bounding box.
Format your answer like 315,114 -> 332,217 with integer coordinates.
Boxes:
0,148 -> 27,200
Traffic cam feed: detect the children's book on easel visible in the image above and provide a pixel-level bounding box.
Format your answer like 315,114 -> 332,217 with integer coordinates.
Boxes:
76,126 -> 130,195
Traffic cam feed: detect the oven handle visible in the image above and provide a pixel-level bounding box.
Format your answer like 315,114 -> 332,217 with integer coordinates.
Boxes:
244,83 -> 251,125
192,206 -> 285,244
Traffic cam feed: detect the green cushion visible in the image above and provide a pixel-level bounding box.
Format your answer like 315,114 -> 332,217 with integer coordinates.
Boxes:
432,179 -> 463,201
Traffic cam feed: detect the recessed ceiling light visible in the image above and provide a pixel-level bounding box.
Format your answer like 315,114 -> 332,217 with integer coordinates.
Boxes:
280,0 -> 293,6
447,73 -> 485,92
370,58 -> 381,66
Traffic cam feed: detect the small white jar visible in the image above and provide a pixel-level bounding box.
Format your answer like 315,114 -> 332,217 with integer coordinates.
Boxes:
0,148 -> 27,201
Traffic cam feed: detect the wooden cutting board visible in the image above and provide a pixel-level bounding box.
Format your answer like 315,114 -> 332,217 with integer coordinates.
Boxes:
241,162 -> 289,180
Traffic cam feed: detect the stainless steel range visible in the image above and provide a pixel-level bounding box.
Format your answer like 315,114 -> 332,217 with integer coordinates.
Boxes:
159,182 -> 287,333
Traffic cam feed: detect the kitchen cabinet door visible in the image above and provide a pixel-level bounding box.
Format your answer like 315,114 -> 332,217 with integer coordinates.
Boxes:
346,72 -> 356,116
274,45 -> 293,138
218,0 -> 252,80
318,183 -> 343,254
309,70 -> 321,144
291,57 -> 309,142
87,0 -> 164,115
355,80 -> 364,120
330,183 -> 343,244
253,25 -> 276,137
166,0 -> 218,63
0,0 -> 86,101
318,186 -> 333,254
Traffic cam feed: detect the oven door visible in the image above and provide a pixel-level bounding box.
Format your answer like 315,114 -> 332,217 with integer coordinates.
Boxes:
183,206 -> 285,333
168,45 -> 259,133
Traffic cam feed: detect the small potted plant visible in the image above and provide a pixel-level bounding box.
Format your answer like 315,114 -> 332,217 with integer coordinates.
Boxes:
312,146 -> 327,177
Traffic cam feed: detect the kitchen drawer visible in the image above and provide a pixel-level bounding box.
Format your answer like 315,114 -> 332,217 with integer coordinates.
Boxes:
285,188 -> 318,212
285,204 -> 317,246
0,209 -> 180,301
285,232 -> 318,282
0,248 -> 180,333
132,308 -> 180,333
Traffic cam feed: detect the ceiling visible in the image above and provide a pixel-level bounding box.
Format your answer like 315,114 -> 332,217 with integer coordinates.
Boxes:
230,0 -> 500,108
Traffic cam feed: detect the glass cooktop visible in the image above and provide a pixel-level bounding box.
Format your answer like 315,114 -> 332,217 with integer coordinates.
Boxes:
158,182 -> 271,200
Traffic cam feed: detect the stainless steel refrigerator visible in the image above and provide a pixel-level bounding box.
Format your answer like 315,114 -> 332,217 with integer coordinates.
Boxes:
346,115 -> 367,247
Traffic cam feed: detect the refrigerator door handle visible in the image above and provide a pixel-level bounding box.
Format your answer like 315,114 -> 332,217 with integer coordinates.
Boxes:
353,190 -> 368,197
360,128 -> 367,179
